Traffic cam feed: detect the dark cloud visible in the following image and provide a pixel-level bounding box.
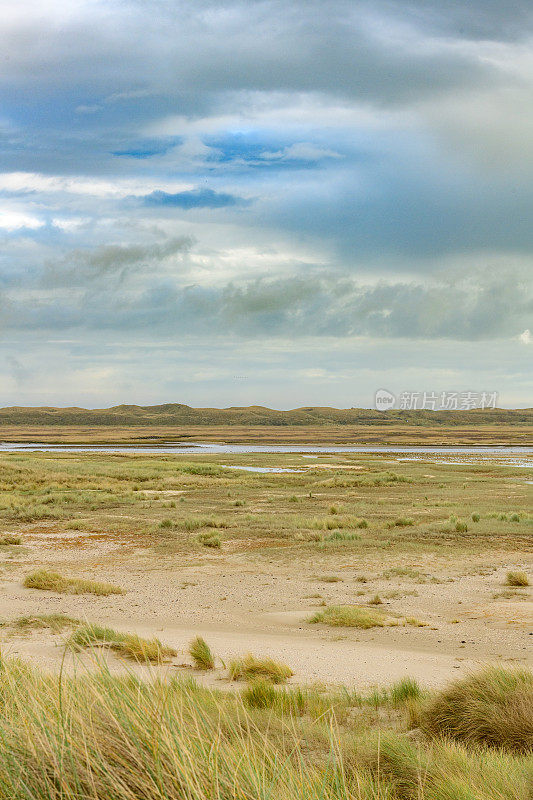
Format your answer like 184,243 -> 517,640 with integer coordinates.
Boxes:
0,0 -> 532,406
42,236 -> 193,287
6,265 -> 531,342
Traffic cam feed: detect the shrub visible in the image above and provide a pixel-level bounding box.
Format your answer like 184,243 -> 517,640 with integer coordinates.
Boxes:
510,513 -> 521,522
23,569 -> 124,596
69,624 -> 176,663
471,513 -> 480,522
189,636 -> 215,670
308,605 -> 389,629
455,521 -> 468,533
420,666 -> 533,753
229,653 -> 293,683
368,594 -> 383,605
506,571 -> 529,587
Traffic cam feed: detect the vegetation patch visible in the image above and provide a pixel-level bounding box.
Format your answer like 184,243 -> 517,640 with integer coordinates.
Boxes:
0,534 -> 21,545
1,613 -> 79,633
189,636 -> 215,670
229,653 -> 293,683
308,605 -> 391,629
420,666 -> 533,753
197,532 -> 222,548
23,569 -> 124,596
69,624 -> 177,663
505,571 -> 529,587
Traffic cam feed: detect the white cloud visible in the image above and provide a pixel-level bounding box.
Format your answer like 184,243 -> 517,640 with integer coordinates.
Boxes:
0,208 -> 44,230
0,172 -> 192,198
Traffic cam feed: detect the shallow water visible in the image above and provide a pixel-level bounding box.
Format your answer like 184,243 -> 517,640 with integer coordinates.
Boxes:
0,442 -> 531,467
221,464 -> 303,473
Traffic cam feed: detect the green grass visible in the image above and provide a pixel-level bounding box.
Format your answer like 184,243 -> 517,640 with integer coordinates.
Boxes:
228,653 -> 294,683
505,570 -> 529,587
69,624 -> 177,663
197,532 -> 222,548
23,569 -> 124,596
392,517 -> 414,527
389,677 -> 422,704
241,677 -> 277,708
189,636 -> 215,670
309,605 -> 426,629
308,604 -> 390,629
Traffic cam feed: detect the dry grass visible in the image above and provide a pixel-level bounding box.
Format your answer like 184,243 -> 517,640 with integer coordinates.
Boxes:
0,657 -> 530,800
189,636 -> 215,670
420,666 -> 533,753
228,653 -> 293,683
69,624 -> 177,663
23,569 -> 124,596
3,613 -> 80,633
505,571 -> 529,587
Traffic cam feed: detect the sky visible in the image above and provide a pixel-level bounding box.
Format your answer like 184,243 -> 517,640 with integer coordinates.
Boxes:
0,0 -> 531,409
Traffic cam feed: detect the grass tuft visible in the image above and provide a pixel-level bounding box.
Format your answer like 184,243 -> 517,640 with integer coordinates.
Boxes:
197,532 -> 222,548
505,571 -> 529,587
69,624 -> 177,663
0,534 -> 22,545
229,653 -> 293,683
308,605 -> 389,629
6,613 -> 80,633
23,569 -> 124,596
189,636 -> 215,670
389,676 -> 422,704
420,666 -> 533,753
242,678 -> 277,708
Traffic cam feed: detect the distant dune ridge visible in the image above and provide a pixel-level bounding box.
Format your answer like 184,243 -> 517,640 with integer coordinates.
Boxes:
0,404 -> 530,427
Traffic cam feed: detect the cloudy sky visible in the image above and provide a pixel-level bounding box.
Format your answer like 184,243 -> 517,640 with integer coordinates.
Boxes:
0,0 -> 531,409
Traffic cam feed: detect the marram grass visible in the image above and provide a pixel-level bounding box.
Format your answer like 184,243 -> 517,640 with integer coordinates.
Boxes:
24,568 -> 124,596
69,623 -> 177,663
229,652 -> 294,683
0,657 -> 530,800
189,636 -> 215,670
